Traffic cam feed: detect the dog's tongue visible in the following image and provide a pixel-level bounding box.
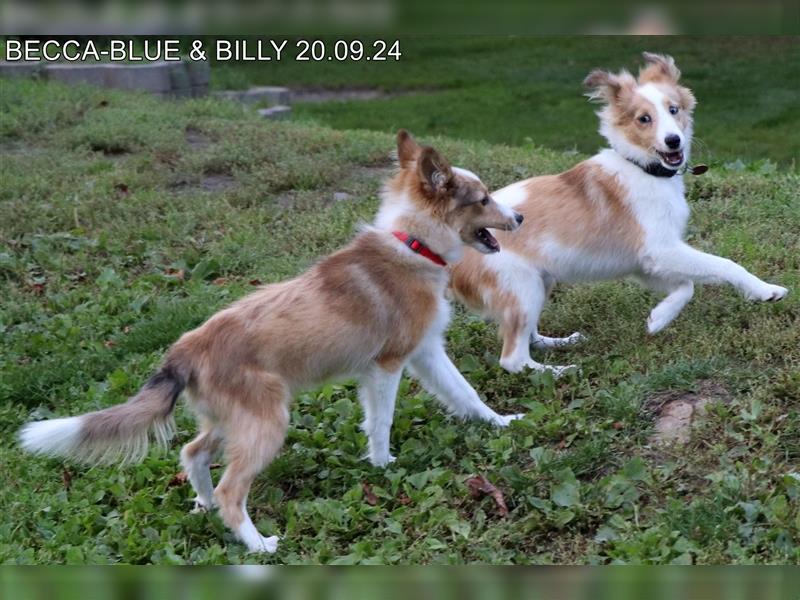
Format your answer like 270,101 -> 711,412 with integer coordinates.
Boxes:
477,228 -> 500,252
664,151 -> 683,166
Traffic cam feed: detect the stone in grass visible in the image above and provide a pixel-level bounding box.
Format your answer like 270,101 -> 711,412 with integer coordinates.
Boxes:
240,86 -> 291,106
258,105 -> 292,120
333,192 -> 352,202
43,63 -> 110,86
185,60 -> 211,86
185,61 -> 210,97
649,381 -> 729,445
103,61 -> 174,94
212,90 -> 245,102
167,63 -> 192,98
0,61 -> 42,78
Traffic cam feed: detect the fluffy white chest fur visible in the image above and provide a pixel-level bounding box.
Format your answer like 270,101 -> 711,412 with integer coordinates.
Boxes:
592,149 -> 690,252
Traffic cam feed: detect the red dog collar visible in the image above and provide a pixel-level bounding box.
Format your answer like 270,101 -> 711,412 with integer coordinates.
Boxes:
392,231 -> 447,267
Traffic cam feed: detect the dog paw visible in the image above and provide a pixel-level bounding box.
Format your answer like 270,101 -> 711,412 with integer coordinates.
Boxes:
245,535 -> 280,554
531,331 -> 586,349
647,311 -> 674,335
368,453 -> 396,468
526,361 -> 578,378
493,413 -> 526,427
190,496 -> 216,514
746,284 -> 788,302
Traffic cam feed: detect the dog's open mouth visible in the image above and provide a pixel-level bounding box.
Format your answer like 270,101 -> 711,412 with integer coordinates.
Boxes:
657,150 -> 684,168
475,228 -> 500,253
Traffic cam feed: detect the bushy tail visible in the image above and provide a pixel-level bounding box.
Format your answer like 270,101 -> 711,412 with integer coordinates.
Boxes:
19,360 -> 189,464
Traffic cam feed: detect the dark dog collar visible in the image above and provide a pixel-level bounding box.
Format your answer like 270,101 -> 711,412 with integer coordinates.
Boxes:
628,157 -> 679,178
624,156 -> 708,178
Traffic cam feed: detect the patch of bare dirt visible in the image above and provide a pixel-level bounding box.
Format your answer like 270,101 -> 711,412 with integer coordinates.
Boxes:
647,380 -> 730,445
200,174 -> 235,191
168,173 -> 235,194
185,126 -> 211,149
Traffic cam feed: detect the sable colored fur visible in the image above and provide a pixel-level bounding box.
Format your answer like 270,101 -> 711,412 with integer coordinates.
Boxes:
20,131 -> 524,554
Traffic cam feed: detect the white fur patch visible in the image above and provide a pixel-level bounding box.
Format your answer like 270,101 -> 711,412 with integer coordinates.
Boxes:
19,416 -> 83,457
592,150 -> 689,250
452,166 -> 480,182
493,180 -> 530,208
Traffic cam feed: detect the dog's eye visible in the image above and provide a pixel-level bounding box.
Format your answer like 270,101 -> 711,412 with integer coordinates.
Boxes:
669,105 -> 679,115
480,196 -> 490,206
638,114 -> 651,124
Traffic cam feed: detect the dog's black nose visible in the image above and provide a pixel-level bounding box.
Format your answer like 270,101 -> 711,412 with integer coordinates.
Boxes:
515,212 -> 524,225
665,134 -> 681,149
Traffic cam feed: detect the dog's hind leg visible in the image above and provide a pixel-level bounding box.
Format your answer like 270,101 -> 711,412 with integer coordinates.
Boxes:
214,376 -> 289,554
358,365 -> 403,467
497,275 -> 576,376
530,274 -> 585,349
180,417 -> 222,513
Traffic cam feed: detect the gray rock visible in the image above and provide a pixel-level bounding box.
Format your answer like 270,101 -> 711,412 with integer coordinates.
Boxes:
43,63 -> 110,86
168,63 -> 192,98
241,86 -> 291,106
103,61 -> 174,93
0,61 -> 42,78
212,90 -> 244,102
185,61 -> 211,86
257,105 -> 292,120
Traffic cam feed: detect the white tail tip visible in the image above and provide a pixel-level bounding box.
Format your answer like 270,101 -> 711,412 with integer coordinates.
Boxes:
19,416 -> 83,458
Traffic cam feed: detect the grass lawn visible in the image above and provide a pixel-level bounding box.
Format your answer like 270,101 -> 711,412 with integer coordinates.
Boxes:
213,36 -> 800,169
0,79 -> 799,565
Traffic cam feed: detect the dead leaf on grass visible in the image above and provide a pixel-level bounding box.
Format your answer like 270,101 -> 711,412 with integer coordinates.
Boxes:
62,468 -> 73,490
362,482 -> 378,506
167,471 -> 189,488
466,474 -> 509,517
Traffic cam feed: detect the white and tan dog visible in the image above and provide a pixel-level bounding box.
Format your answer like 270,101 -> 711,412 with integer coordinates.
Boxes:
450,52 -> 788,375
19,131 -> 524,554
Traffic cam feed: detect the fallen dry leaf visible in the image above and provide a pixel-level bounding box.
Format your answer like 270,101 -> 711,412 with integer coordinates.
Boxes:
466,474 -> 509,517
114,183 -> 130,196
167,464 -> 220,489
397,493 -> 412,506
249,278 -> 262,286
165,267 -> 186,281
104,339 -> 117,349
612,421 -> 624,430
362,482 -> 378,506
62,468 -> 73,491
167,471 -> 189,488
212,277 -> 229,286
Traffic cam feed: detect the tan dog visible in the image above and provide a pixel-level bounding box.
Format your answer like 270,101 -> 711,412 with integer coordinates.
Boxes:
19,130 -> 524,554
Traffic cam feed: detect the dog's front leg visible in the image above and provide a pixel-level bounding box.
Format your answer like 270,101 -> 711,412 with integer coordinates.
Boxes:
645,243 -> 788,302
637,276 -> 695,334
407,339 -> 524,427
358,366 -> 403,467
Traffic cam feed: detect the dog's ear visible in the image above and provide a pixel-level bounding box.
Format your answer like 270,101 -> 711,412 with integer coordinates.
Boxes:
396,129 -> 422,168
583,69 -> 635,104
417,146 -> 453,195
639,52 -> 681,84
